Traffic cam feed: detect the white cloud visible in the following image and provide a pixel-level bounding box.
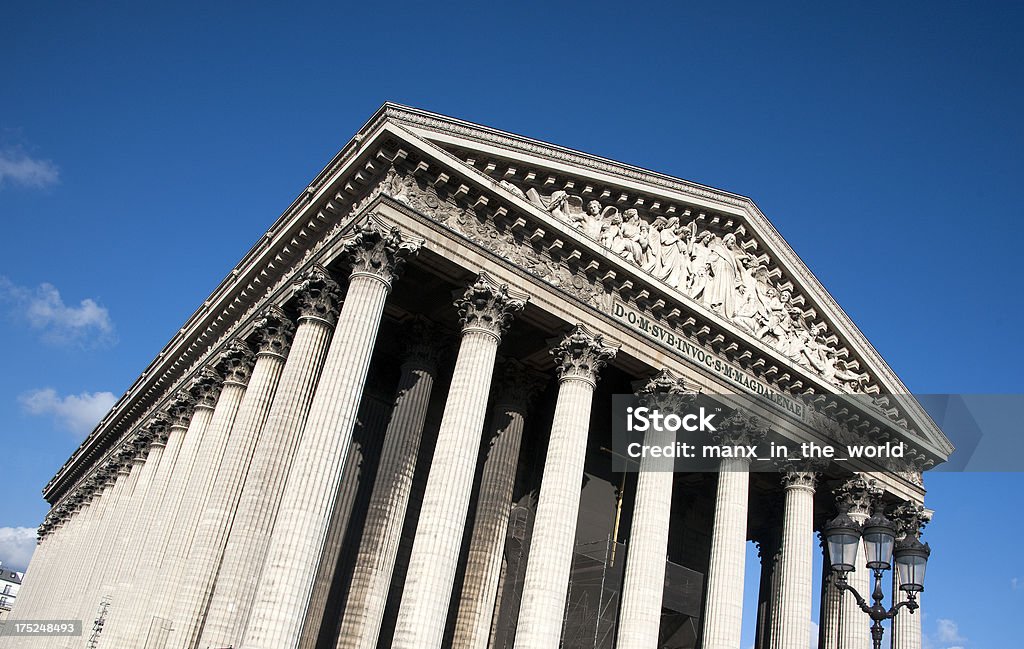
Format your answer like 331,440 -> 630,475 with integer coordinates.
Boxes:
20,388 -> 116,437
810,620 -> 819,649
0,527 -> 36,572
0,277 -> 115,346
0,147 -> 59,189
930,618 -> 967,649
1013,577 -> 1020,590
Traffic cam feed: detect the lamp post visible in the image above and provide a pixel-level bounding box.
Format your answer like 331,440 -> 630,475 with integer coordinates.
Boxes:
823,509 -> 931,649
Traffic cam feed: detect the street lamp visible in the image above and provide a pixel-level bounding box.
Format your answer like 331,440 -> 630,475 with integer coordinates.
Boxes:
823,509 -> 931,649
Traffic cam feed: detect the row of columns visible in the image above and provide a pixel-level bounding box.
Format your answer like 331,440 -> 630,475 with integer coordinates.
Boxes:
8,215 -> 927,649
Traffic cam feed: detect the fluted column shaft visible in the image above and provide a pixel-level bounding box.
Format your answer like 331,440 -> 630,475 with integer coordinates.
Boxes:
616,428 -> 674,649
53,476 -> 114,645
616,370 -> 695,649
23,502 -> 84,619
241,274 -> 387,648
299,395 -> 391,649
198,279 -> 338,649
513,325 -> 616,649
169,316 -> 291,649
451,394 -> 531,649
243,221 -> 419,649
391,275 -> 525,649
770,473 -> 816,649
111,391 -> 217,649
513,381 -> 594,649
68,462 -> 141,649
391,331 -> 501,648
890,573 -> 921,649
52,485 -> 110,621
820,549 -> 841,649
337,348 -> 439,649
140,361 -> 248,646
702,458 -> 751,649
89,436 -> 166,645
100,413 -> 191,649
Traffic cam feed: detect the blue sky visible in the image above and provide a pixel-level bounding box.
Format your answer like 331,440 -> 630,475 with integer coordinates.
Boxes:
1,1 -> 1020,646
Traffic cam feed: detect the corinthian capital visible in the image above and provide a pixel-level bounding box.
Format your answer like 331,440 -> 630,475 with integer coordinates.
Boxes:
165,393 -> 197,428
217,340 -> 257,387
551,324 -> 618,386
455,273 -> 528,341
190,367 -> 224,409
834,474 -> 883,518
635,368 -> 698,410
341,217 -> 422,287
254,306 -> 296,359
781,470 -> 818,491
294,265 -> 343,325
116,445 -> 137,473
148,415 -> 172,445
713,410 -> 769,447
890,501 -> 930,538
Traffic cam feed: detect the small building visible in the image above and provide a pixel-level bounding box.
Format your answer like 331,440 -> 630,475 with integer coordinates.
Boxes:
0,562 -> 24,621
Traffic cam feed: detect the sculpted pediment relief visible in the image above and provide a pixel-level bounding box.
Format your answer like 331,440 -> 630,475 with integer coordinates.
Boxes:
383,148 -> 869,397
367,107 -> 951,461
511,185 -> 868,393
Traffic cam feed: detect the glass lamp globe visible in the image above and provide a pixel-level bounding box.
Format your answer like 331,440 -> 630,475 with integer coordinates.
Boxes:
824,511 -> 861,573
862,511 -> 897,570
894,533 -> 931,593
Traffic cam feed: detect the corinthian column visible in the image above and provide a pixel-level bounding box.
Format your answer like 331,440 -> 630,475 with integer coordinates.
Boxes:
199,267 -> 342,649
616,370 -> 696,649
889,503 -> 929,649
114,369 -> 222,648
392,274 -> 527,649
241,219 -> 420,649
834,476 -> 881,649
769,471 -> 818,649
336,318 -> 444,649
139,342 -> 253,645
49,468 -> 114,628
451,360 -> 545,649
69,446 -> 143,648
89,423 -> 166,647
700,412 -> 767,649
168,308 -> 294,649
100,396 -> 196,649
513,324 -> 617,649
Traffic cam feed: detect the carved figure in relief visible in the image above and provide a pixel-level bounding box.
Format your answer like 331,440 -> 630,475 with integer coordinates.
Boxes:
638,220 -> 658,273
821,350 -> 869,390
618,209 -> 645,264
703,232 -> 747,318
581,200 -> 609,240
527,189 -> 586,225
486,175 -> 865,392
602,212 -> 624,254
733,284 -> 763,335
688,231 -> 714,299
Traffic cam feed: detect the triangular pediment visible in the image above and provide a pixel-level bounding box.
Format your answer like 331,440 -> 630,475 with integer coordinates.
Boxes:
351,104 -> 951,465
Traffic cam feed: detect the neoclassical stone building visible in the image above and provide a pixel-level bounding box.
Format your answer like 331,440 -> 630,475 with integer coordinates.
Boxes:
6,104 -> 950,649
